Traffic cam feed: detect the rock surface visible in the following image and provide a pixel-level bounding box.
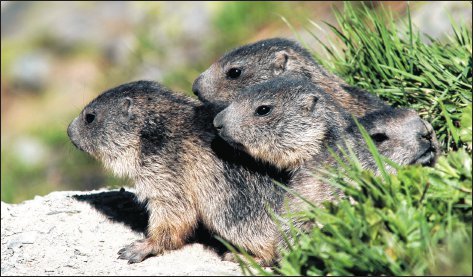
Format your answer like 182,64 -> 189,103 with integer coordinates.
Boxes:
1,188 -> 242,276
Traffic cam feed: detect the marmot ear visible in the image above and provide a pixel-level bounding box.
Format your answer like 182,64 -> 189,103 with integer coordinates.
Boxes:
122,97 -> 133,117
273,50 -> 289,75
302,94 -> 319,115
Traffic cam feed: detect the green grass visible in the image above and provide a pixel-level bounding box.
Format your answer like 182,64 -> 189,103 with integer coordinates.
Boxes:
227,3 -> 472,275
272,110 -> 472,276
306,2 -> 472,152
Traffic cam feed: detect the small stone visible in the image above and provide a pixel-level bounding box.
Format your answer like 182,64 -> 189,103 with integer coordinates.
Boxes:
6,239 -> 22,250
74,247 -> 88,256
2,248 -> 14,258
13,231 -> 38,245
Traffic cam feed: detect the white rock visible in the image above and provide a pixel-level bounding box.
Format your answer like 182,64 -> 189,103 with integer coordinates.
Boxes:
0,189 -> 242,275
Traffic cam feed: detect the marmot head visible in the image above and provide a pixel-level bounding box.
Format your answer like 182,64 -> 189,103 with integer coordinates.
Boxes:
357,108 -> 440,167
193,38 -> 318,111
67,80 -> 190,178
213,77 -> 339,170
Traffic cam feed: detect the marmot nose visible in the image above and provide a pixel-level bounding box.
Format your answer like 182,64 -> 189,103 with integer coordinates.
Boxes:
416,119 -> 439,165
213,113 -> 224,131
213,120 -> 223,131
192,77 -> 201,97
192,88 -> 200,97
418,120 -> 435,143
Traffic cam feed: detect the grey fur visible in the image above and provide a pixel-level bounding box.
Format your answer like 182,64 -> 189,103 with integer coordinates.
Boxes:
67,80 -> 311,265
193,37 -> 439,164
213,77 -> 439,205
192,37 -> 383,114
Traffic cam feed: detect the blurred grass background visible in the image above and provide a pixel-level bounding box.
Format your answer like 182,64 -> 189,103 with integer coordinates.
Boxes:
1,1 -> 471,203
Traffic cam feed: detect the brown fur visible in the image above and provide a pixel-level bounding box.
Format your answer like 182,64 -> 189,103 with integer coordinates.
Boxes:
213,77 -> 438,209
193,38 -> 440,163
192,38 -> 386,117
67,80 -> 301,265
281,48 -> 368,116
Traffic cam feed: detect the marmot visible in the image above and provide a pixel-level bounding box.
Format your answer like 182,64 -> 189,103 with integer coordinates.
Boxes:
68,80 -> 304,265
192,37 -> 386,115
192,37 -> 439,163
212,77 -> 438,177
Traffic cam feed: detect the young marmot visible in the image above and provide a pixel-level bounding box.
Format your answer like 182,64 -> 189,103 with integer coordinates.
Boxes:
68,80 -> 301,265
192,38 -> 386,115
213,77 -> 438,178
193,38 -> 439,164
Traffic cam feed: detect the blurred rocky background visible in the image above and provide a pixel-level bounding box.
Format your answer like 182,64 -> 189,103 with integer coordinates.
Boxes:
1,1 -> 471,203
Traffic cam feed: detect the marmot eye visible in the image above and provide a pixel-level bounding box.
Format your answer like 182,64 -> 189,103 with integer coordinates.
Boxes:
85,113 -> 96,124
255,105 -> 272,116
371,133 -> 389,143
226,68 -> 242,79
